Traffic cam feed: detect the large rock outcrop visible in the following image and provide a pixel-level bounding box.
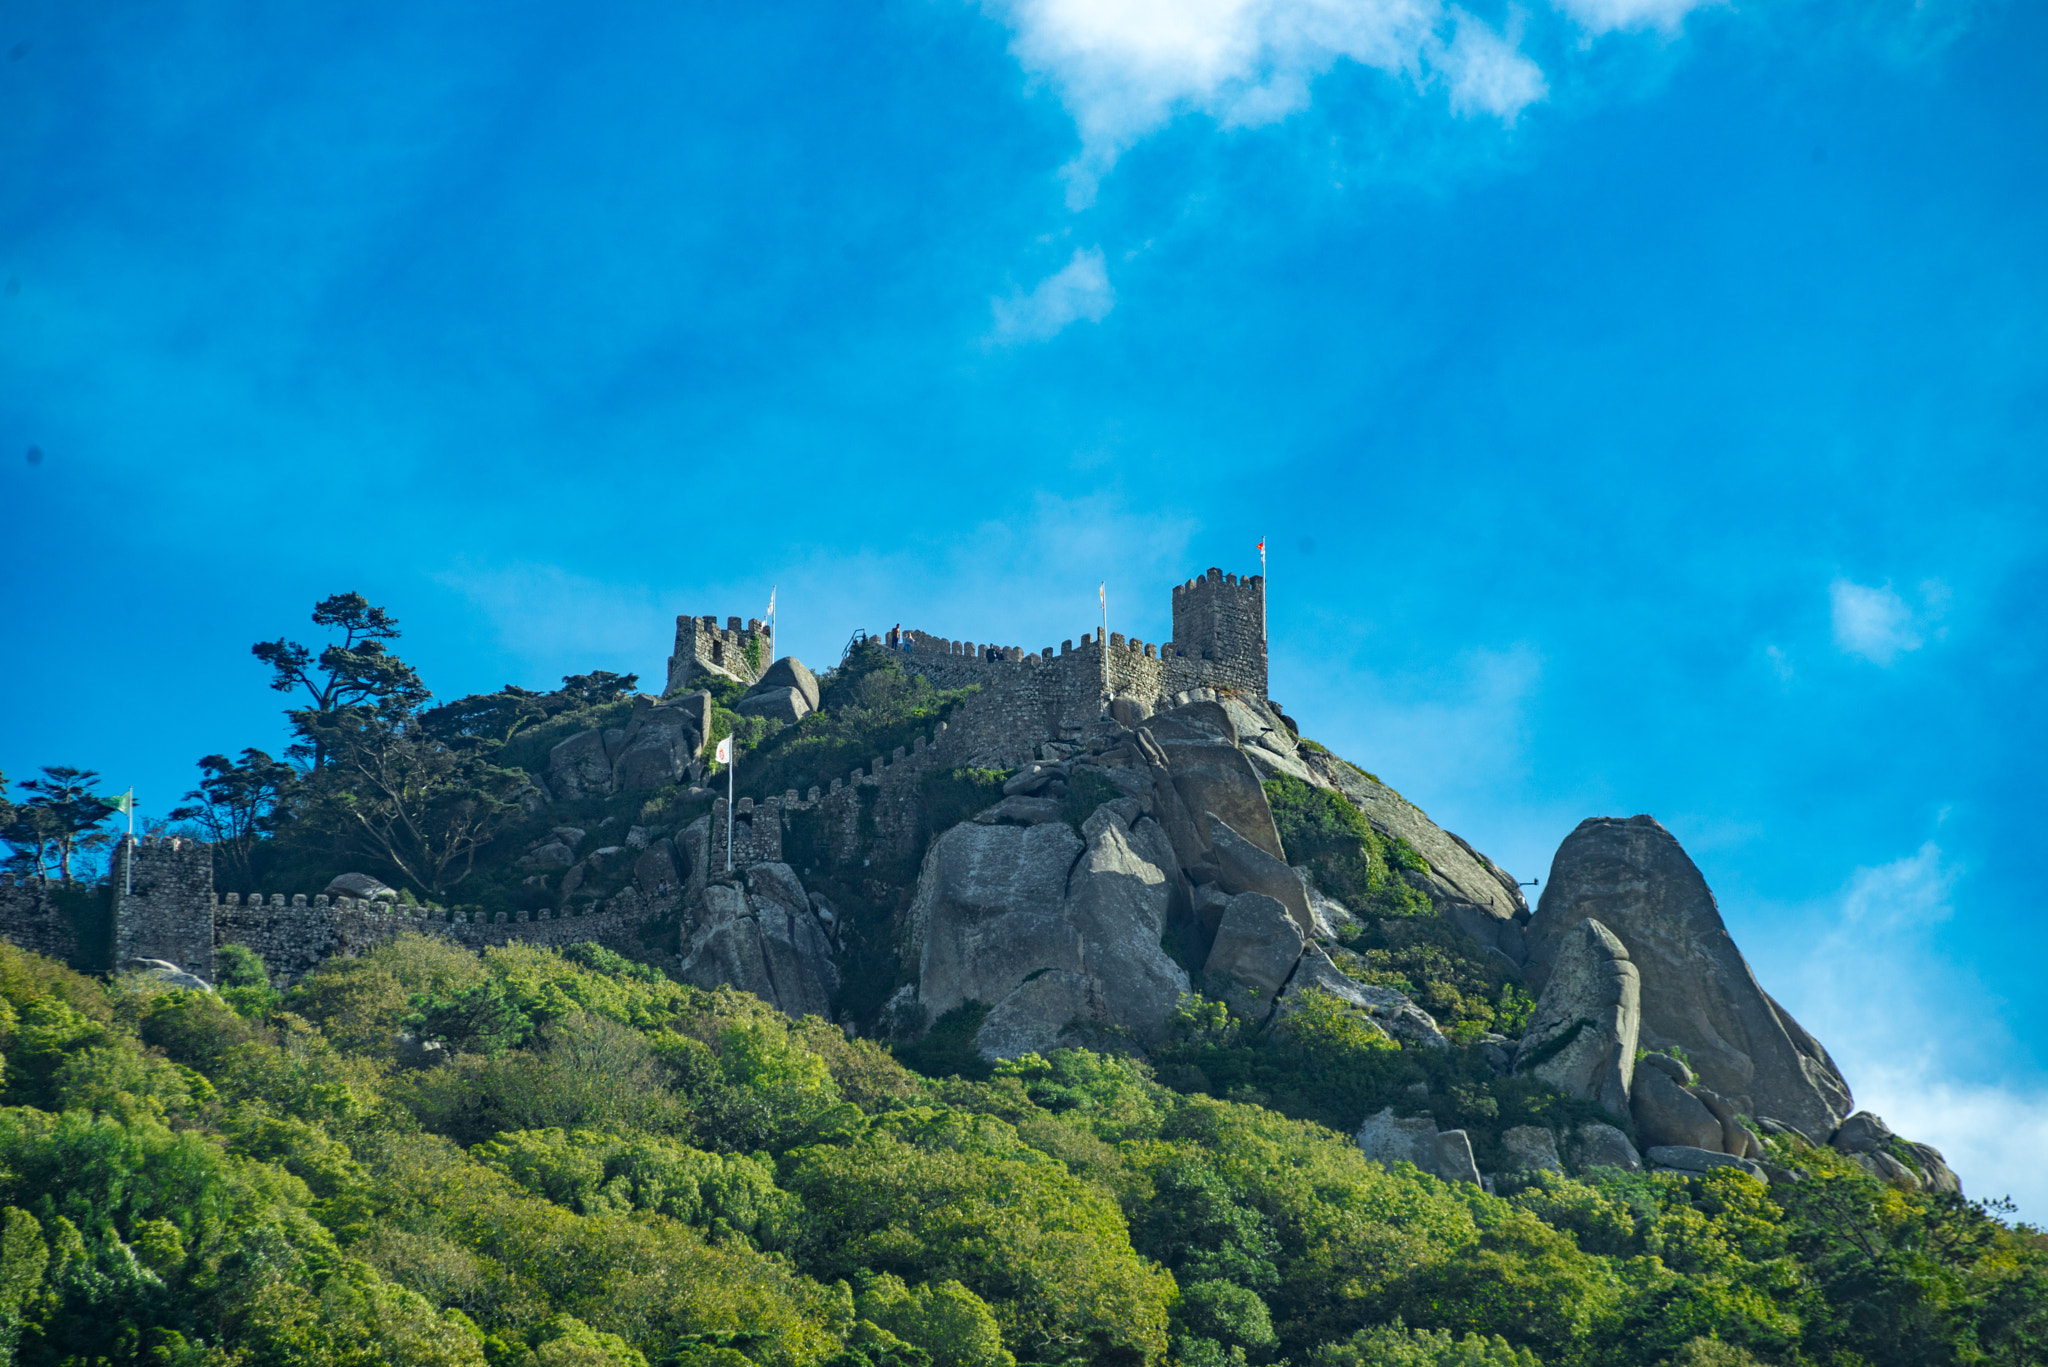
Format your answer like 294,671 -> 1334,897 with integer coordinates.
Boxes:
1204,892 -> 1305,1005
756,656 -> 821,712
1145,721 -> 1286,864
1515,918 -> 1639,1119
1631,1064 -> 1727,1151
1830,1109 -> 1962,1194
679,862 -> 839,1019
1356,1108 -> 1481,1186
550,692 -> 710,799
1525,815 -> 1852,1138
1203,814 -> 1314,933
906,809 -> 1190,1058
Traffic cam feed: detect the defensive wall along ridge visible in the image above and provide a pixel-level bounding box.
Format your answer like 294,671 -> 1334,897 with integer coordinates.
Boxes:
0,836 -> 667,985
872,567 -> 1269,757
0,564 -> 1269,984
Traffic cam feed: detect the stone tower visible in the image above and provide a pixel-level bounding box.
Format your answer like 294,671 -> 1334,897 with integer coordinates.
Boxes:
665,615 -> 773,695
1170,568 -> 1267,698
110,836 -> 217,979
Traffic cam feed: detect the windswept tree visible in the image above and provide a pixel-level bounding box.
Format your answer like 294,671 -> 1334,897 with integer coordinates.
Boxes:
168,749 -> 296,894
417,670 -> 640,750
0,766 -> 115,885
244,592 -> 540,897
297,708 -> 529,897
252,592 -> 430,767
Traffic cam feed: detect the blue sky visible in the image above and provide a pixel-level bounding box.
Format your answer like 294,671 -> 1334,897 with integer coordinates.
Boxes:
4,0 -> 2044,1212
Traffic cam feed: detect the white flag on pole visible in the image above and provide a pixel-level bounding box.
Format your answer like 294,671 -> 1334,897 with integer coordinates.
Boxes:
715,736 -> 733,765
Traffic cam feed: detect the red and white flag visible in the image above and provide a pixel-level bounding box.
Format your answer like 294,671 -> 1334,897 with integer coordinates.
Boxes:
715,736 -> 733,765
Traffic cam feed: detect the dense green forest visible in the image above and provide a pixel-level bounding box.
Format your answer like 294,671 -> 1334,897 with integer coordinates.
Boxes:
0,934 -> 2040,1367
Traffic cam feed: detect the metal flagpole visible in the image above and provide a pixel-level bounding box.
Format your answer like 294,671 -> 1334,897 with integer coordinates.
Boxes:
125,788 -> 134,895
717,736 -> 735,872
1099,582 -> 1109,702
1258,538 -> 1267,648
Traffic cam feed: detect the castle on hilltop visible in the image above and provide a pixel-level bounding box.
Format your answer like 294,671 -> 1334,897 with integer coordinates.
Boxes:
659,568 -> 1266,709
0,565 -> 1268,986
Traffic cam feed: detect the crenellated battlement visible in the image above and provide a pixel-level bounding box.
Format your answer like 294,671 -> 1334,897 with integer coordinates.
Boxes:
666,613 -> 773,695
69,835 -> 672,984
876,565 -> 1268,751
1171,567 -> 1266,697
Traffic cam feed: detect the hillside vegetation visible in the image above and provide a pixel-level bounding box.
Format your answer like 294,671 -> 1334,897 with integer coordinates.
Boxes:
0,937 -> 2040,1367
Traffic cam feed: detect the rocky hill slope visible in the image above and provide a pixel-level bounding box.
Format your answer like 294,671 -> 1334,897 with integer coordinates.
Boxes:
625,649 -> 1949,1200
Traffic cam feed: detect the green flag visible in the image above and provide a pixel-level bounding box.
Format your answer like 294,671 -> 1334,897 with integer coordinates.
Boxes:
100,791 -> 132,814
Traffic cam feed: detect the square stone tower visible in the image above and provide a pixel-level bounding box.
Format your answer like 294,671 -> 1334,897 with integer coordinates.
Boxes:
665,615 -> 773,695
1170,567 -> 1267,698
110,836 -> 217,979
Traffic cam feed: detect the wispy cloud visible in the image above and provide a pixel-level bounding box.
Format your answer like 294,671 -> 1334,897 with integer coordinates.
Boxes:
989,247 -> 1116,343
432,493 -> 1202,694
987,0 -> 1561,206
434,561 -> 681,682
1850,1064 -> 2048,1218
1441,7 -> 1548,118
1550,0 -> 1712,36
1829,577 -> 1948,665
1839,840 -> 1955,929
1762,838 -> 2048,1221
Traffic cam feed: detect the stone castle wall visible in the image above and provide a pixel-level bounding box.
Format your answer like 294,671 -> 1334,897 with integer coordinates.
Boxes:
666,614 -> 772,695
3,836 -> 669,985
212,884 -> 660,982
0,878 -> 81,966
1171,568 -> 1267,697
706,720 -> 958,877
873,566 -> 1268,770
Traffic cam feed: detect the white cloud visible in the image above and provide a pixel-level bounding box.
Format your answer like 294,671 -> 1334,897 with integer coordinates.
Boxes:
1830,577 -> 1947,665
432,493 -> 1204,698
1549,0 -> 1709,36
1757,838 -> 2048,1222
986,0 -> 1550,206
1441,7 -> 1548,119
1850,1064 -> 2048,1219
989,247 -> 1116,343
1839,840 -> 1954,929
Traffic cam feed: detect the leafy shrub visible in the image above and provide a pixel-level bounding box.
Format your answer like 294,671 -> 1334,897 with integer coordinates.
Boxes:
1310,1322 -> 1542,1367
858,1273 -> 1015,1367
893,1003 -> 993,1082
729,646 -> 979,805
0,936 -> 2037,1367
1061,768 -> 1128,831
1263,777 -> 1430,918
474,1128 -> 800,1248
